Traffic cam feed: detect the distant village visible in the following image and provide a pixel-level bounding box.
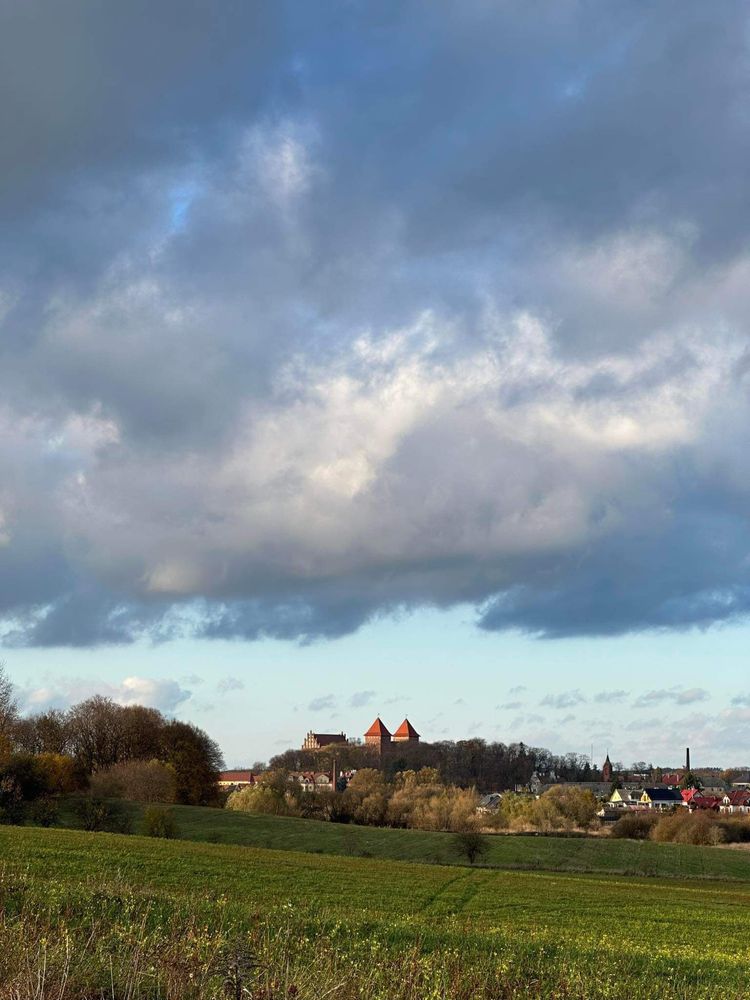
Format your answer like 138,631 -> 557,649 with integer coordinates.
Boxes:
219,719 -> 750,818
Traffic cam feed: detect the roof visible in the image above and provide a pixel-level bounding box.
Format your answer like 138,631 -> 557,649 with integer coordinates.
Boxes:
724,790 -> 750,805
218,770 -> 256,783
365,717 -> 392,738
310,733 -> 347,745
642,787 -> 683,802
394,718 -> 420,739
693,795 -> 722,809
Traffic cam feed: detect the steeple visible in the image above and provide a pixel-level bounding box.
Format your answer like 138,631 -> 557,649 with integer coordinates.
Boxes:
602,753 -> 613,783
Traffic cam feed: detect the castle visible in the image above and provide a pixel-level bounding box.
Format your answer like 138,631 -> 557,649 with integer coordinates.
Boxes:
302,717 -> 420,754
365,716 -> 420,754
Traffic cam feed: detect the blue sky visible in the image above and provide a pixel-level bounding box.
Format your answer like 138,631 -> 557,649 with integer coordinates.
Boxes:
10,607 -> 750,767
2,3 -> 750,766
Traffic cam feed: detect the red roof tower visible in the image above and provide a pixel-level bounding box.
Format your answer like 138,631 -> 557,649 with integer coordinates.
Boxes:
365,717 -> 392,754
393,718 -> 420,743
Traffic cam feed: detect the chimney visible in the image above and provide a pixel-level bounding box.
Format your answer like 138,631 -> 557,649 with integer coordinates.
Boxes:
686,747 -> 691,773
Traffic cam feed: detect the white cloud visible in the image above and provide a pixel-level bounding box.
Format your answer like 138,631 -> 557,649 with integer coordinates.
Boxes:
18,675 -> 191,714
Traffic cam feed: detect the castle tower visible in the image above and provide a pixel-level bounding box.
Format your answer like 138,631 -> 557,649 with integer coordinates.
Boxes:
602,754 -> 613,783
393,718 -> 420,744
365,717 -> 392,754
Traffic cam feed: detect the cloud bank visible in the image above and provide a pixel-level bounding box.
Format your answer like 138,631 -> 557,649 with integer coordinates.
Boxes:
2,4 -> 750,647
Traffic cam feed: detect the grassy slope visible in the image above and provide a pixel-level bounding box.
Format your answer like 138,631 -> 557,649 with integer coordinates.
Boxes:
3,825 -> 750,998
87,800 -> 750,881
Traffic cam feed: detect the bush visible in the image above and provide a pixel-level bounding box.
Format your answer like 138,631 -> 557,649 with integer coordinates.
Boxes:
89,760 -> 177,803
717,818 -> 750,843
610,812 -> 659,840
71,796 -> 133,834
452,830 -> 488,865
29,797 -> 59,828
142,805 -> 179,839
651,810 -> 725,846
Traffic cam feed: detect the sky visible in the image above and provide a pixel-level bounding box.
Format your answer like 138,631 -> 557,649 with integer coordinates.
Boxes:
1,2 -> 750,767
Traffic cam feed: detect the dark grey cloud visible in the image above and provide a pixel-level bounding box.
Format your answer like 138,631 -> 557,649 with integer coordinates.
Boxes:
2,4 -> 750,648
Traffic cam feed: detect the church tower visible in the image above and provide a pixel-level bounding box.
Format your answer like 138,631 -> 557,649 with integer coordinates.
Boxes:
602,754 -> 613,783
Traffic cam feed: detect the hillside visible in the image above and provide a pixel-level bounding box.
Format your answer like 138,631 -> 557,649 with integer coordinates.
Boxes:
73,800 -> 750,882
2,825 -> 750,999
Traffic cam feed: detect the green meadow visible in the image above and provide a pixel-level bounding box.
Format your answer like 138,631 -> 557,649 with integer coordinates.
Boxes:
2,824 -> 750,998
72,799 -> 750,881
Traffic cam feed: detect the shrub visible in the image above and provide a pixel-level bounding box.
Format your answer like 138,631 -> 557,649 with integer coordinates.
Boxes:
71,796 -> 133,834
29,797 -> 59,828
89,760 -> 177,803
226,784 -> 290,816
611,812 -> 659,840
142,805 -> 179,839
717,818 -> 750,843
651,810 -> 726,846
452,830 -> 488,865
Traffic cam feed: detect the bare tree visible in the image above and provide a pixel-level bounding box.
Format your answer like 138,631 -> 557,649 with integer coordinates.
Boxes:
0,662 -> 18,737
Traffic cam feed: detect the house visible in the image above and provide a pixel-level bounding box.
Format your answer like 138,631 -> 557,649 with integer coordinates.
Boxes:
661,772 -> 683,786
608,787 -> 644,809
477,793 -> 503,814
690,795 -> 722,812
290,771 -> 335,793
640,788 -> 686,809
302,731 -> 348,751
218,770 -> 257,790
721,790 -> 750,814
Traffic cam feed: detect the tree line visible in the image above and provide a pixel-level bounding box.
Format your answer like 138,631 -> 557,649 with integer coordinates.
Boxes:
0,665 -> 224,820
270,740 -> 600,792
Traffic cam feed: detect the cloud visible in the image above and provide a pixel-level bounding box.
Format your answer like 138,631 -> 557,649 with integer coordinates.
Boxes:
217,676 -> 245,695
348,690 -> 376,708
2,7 -> 750,647
498,700 -> 523,710
509,686 -> 527,695
540,690 -> 586,710
19,675 -> 191,714
633,687 -> 710,708
731,694 -> 750,707
594,690 -> 629,704
308,694 -> 336,712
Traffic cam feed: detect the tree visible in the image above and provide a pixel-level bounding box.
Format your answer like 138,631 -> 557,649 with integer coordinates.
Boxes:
452,830 -> 488,865
0,663 -> 17,737
67,696 -> 129,772
161,720 -> 223,805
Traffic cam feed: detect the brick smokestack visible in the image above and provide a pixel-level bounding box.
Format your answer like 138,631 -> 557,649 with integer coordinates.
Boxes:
686,747 -> 691,773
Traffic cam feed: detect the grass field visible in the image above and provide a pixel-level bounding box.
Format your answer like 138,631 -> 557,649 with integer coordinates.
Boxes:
76,799 -> 750,882
3,824 -> 750,999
